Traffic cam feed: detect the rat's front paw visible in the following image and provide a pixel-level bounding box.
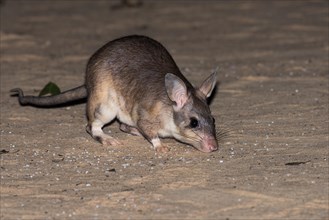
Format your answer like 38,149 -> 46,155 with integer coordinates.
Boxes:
155,145 -> 170,153
150,137 -> 170,153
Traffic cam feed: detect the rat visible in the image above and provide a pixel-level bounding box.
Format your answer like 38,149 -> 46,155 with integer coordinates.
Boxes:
11,35 -> 218,153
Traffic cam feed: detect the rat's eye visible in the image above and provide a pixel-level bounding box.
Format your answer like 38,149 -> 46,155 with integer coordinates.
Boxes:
189,117 -> 199,128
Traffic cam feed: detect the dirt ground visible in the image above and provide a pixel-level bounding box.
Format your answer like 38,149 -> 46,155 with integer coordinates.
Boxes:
0,1 -> 328,219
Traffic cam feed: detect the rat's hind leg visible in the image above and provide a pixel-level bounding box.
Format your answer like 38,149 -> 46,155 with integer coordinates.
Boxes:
119,123 -> 142,136
86,92 -> 120,146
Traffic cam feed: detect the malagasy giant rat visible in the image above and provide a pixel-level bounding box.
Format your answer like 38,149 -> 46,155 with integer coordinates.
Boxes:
11,35 -> 218,153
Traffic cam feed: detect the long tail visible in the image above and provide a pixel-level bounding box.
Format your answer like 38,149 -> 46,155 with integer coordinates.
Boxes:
10,85 -> 87,107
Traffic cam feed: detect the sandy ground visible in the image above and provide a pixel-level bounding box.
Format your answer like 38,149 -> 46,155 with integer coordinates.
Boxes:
0,1 -> 328,219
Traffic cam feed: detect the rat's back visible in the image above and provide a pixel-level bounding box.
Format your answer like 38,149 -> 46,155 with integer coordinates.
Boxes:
85,35 -> 192,102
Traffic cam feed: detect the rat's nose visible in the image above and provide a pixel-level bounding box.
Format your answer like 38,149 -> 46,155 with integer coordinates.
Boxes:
208,142 -> 218,151
202,137 -> 218,152
209,144 -> 218,151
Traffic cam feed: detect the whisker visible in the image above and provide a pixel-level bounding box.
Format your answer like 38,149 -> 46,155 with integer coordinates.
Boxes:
215,126 -> 237,141
191,129 -> 203,139
216,131 -> 230,138
187,135 -> 202,143
176,133 -> 201,144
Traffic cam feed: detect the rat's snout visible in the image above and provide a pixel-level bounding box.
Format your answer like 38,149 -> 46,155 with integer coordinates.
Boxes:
200,136 -> 218,153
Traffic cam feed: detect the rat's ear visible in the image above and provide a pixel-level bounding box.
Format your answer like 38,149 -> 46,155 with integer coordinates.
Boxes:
199,70 -> 217,98
165,73 -> 188,109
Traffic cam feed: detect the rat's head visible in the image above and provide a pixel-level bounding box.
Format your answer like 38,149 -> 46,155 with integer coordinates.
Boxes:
165,71 -> 218,153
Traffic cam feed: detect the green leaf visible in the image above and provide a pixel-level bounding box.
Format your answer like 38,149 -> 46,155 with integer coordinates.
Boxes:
38,82 -> 61,97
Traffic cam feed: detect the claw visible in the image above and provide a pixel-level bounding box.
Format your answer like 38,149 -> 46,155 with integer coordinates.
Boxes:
155,145 -> 170,153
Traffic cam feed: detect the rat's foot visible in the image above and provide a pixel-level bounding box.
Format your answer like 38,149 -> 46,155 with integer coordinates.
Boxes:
97,135 -> 121,146
151,137 -> 170,153
155,145 -> 170,153
120,123 -> 142,136
87,123 -> 121,146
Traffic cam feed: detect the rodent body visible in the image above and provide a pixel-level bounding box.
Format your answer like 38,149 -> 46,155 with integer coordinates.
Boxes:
11,35 -> 218,153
